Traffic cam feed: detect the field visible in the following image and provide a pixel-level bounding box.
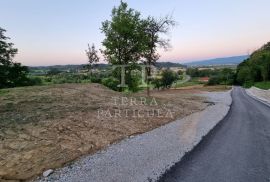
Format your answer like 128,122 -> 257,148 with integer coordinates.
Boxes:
0,83 -> 213,181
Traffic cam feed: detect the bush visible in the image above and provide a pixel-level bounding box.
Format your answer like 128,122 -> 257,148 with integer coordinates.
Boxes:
26,76 -> 43,86
101,77 -> 119,91
90,76 -> 102,83
207,76 -> 220,85
152,78 -> 162,90
160,69 -> 178,89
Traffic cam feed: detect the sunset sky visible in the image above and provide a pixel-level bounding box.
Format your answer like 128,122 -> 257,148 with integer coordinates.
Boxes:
1,0 -> 270,66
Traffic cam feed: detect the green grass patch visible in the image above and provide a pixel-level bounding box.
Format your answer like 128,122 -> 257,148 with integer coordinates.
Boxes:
254,82 -> 270,90
0,89 -> 10,96
173,77 -> 203,88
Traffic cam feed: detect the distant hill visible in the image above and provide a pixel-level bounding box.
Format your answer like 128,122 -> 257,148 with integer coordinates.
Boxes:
155,62 -> 186,68
184,55 -> 249,67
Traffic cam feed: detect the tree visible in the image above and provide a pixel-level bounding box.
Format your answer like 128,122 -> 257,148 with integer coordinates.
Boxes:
101,1 -> 146,91
0,27 -> 29,88
142,15 -> 176,96
85,43 -> 99,76
236,65 -> 253,86
236,42 -> 270,86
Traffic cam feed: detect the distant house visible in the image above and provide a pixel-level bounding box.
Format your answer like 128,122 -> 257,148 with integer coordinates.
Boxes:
198,77 -> 209,83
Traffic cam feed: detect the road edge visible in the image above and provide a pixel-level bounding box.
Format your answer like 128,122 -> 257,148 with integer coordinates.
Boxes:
157,88 -> 233,181
245,87 -> 270,107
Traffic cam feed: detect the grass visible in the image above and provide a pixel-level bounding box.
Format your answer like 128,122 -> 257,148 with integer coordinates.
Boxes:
174,77 -> 203,88
254,81 -> 270,90
0,89 -> 10,96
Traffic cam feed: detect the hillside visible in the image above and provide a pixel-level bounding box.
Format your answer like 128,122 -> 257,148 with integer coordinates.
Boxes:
184,55 -> 248,67
236,42 -> 270,86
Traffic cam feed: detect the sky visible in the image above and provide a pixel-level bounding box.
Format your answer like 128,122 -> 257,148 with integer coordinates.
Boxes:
1,0 -> 270,66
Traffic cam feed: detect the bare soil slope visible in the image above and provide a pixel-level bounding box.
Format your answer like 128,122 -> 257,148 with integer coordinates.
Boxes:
0,83 -> 207,181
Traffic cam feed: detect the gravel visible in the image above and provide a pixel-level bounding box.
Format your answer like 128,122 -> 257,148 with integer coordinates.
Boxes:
36,90 -> 232,182
246,87 -> 270,106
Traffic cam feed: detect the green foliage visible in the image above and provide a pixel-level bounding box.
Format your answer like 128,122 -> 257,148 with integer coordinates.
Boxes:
186,67 -> 235,86
236,42 -> 270,86
152,77 -> 163,90
160,69 -> 178,88
50,74 -> 91,84
207,76 -> 220,85
101,1 -> 147,91
175,80 -> 202,88
101,1 -> 175,93
254,81 -> 270,90
101,77 -> 120,91
27,76 -> 43,86
187,68 -> 220,77
101,1 -> 143,65
47,68 -> 62,75
0,27 -> 31,89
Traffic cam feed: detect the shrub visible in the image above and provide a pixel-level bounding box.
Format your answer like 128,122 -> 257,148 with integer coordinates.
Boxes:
101,77 -> 120,91
26,76 -> 43,86
207,76 -> 220,85
161,69 -> 178,88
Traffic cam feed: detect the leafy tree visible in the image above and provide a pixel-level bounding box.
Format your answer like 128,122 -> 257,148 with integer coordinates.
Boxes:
85,43 -> 100,76
101,1 -> 176,93
101,1 -> 145,91
236,65 -> 253,85
0,27 -> 29,88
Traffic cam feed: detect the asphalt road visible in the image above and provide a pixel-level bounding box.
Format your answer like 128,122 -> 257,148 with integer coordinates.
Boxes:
159,87 -> 270,182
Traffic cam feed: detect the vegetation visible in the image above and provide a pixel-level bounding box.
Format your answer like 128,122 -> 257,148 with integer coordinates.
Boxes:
0,27 -> 31,88
186,67 -> 235,85
0,2 -> 178,93
85,43 -> 100,75
254,81 -> 270,90
141,16 -> 176,95
174,78 -> 202,88
152,69 -> 178,89
101,1 -> 175,94
236,42 -> 270,87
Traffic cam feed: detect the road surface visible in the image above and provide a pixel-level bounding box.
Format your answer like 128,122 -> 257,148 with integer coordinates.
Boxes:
159,87 -> 270,182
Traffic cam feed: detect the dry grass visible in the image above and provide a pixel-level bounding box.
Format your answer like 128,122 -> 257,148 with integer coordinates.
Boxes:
0,83 -> 208,181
